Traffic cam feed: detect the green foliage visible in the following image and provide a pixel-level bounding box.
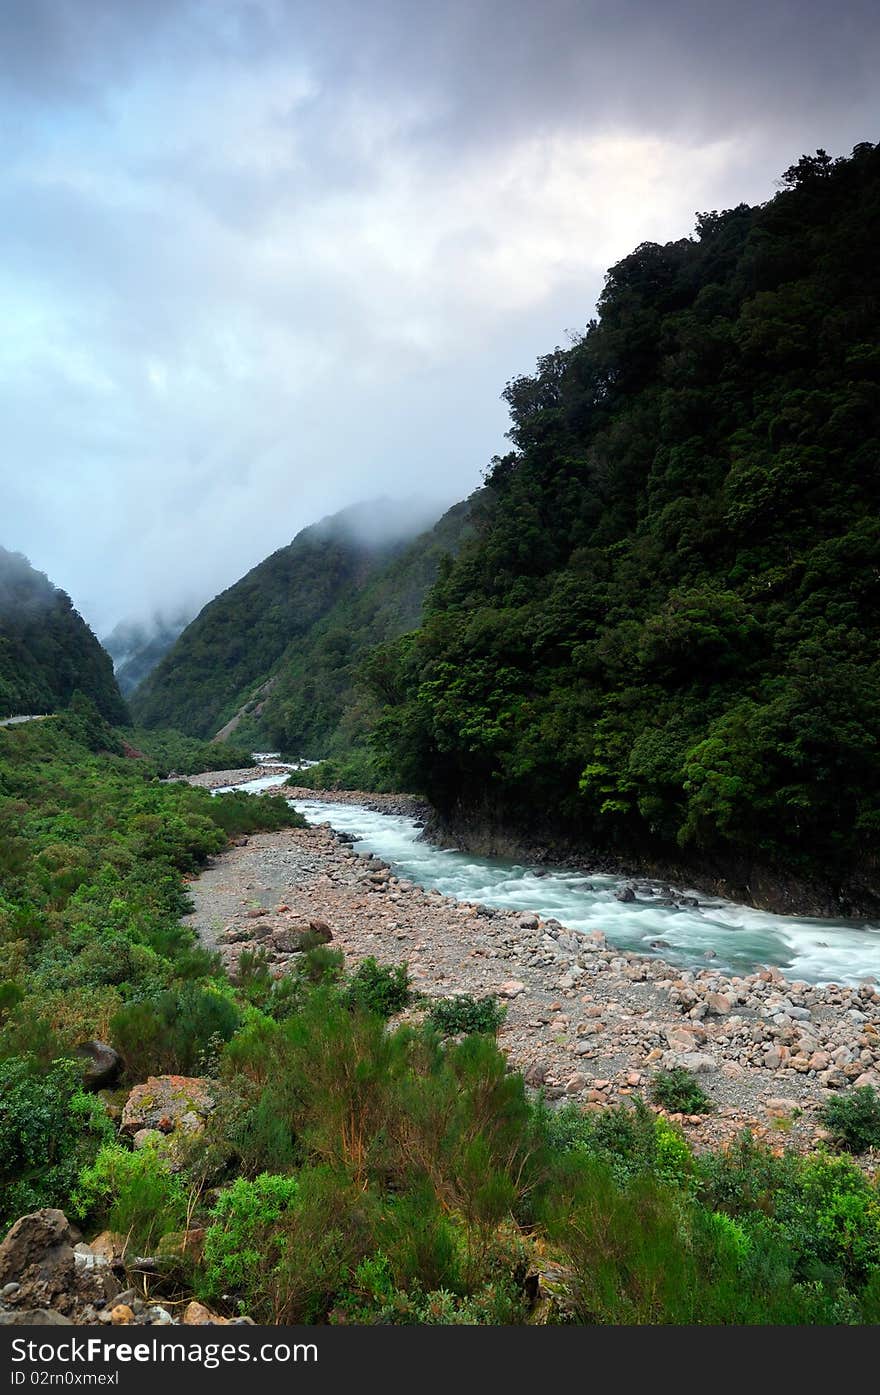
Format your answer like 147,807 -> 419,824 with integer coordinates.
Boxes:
341,957 -> 411,1018
110,985 -> 241,1079
0,1057 -> 114,1229
0,717 -> 304,1217
820,1087 -> 880,1155
73,1144 -> 188,1254
426,994 -> 507,1036
122,727 -> 254,777
370,143 -> 880,901
650,1067 -> 715,1114
202,1169 -> 372,1323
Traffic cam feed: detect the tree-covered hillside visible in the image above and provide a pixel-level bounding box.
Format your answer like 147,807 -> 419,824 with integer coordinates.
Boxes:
0,547 -> 127,723
372,145 -> 880,911
130,499 -> 444,739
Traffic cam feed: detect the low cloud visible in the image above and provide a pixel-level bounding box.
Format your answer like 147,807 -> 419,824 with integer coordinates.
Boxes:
1,1 -> 877,631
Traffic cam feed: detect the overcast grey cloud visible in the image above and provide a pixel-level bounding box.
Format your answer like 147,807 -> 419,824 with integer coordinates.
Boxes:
1,0 -> 878,633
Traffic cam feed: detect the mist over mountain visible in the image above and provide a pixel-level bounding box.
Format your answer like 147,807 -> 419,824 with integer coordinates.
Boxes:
103,609 -> 194,695
0,546 -> 127,722
129,497 -> 451,738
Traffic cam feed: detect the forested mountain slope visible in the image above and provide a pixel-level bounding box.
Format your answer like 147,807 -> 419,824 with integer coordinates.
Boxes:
130,499 -> 443,739
372,144 -> 880,912
0,547 -> 127,723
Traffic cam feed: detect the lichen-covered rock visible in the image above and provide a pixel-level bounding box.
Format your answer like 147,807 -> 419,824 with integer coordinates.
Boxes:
121,1076 -> 215,1136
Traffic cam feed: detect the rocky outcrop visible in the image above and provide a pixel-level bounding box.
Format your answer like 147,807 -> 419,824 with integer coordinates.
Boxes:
0,1211 -> 253,1327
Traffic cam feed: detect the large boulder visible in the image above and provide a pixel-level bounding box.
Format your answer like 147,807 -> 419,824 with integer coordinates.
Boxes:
0,1210 -> 75,1306
121,1076 -> 215,1136
75,1041 -> 122,1091
0,1211 -> 116,1316
0,1309 -> 74,1325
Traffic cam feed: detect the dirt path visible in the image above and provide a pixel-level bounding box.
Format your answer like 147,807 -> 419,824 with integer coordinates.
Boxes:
182,816 -> 880,1155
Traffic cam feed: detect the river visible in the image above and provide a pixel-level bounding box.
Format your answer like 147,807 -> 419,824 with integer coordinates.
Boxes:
211,774 -> 880,985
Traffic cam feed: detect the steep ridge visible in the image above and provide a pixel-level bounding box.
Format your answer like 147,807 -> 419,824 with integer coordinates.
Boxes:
0,547 -> 127,723
249,495 -> 479,759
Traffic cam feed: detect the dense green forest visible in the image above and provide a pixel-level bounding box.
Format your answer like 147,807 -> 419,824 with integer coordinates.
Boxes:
3,715 -> 880,1325
130,499 -> 446,740
368,144 -> 880,910
0,548 -> 127,724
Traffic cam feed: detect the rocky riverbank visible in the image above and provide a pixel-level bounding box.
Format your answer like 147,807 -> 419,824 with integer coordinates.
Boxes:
181,814 -> 880,1157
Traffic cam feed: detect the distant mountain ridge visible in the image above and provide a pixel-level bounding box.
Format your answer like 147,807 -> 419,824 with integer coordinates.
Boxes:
103,610 -> 193,695
0,547 -> 127,723
129,496 -> 458,742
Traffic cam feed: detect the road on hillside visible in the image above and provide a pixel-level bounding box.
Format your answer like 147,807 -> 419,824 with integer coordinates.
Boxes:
0,714 -> 52,727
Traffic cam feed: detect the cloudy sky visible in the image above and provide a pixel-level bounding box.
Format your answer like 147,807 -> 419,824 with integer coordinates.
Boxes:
2,0 -> 878,635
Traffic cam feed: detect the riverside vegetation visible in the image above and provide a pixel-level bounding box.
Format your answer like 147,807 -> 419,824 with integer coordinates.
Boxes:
2,718 -> 880,1326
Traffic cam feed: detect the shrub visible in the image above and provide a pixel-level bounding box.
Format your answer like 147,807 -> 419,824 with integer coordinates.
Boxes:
0,1056 -> 114,1229
426,994 -> 506,1036
820,1086 -> 880,1154
110,984 -> 241,1078
202,1169 -> 374,1322
341,958 -> 411,1018
73,1144 -> 188,1254
650,1067 -> 714,1114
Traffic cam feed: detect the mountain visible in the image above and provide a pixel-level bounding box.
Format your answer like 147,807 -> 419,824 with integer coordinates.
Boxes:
0,547 -> 128,723
129,497 -> 450,739
370,143 -> 880,912
230,495 -> 478,759
103,610 -> 193,695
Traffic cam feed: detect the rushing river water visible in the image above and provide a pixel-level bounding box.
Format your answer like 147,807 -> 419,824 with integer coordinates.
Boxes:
291,798 -> 880,987
209,774 -> 880,984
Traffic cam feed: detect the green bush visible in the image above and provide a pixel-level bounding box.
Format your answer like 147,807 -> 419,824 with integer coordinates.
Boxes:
820,1086 -> 880,1154
73,1143 -> 188,1254
341,957 -> 411,1018
650,1067 -> 714,1114
202,1169 -> 373,1322
0,1056 -> 114,1229
426,994 -> 506,1036
110,984 -> 241,1078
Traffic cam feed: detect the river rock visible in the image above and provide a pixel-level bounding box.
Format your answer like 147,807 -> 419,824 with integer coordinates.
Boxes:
664,1050 -> 716,1074
498,980 -> 526,998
